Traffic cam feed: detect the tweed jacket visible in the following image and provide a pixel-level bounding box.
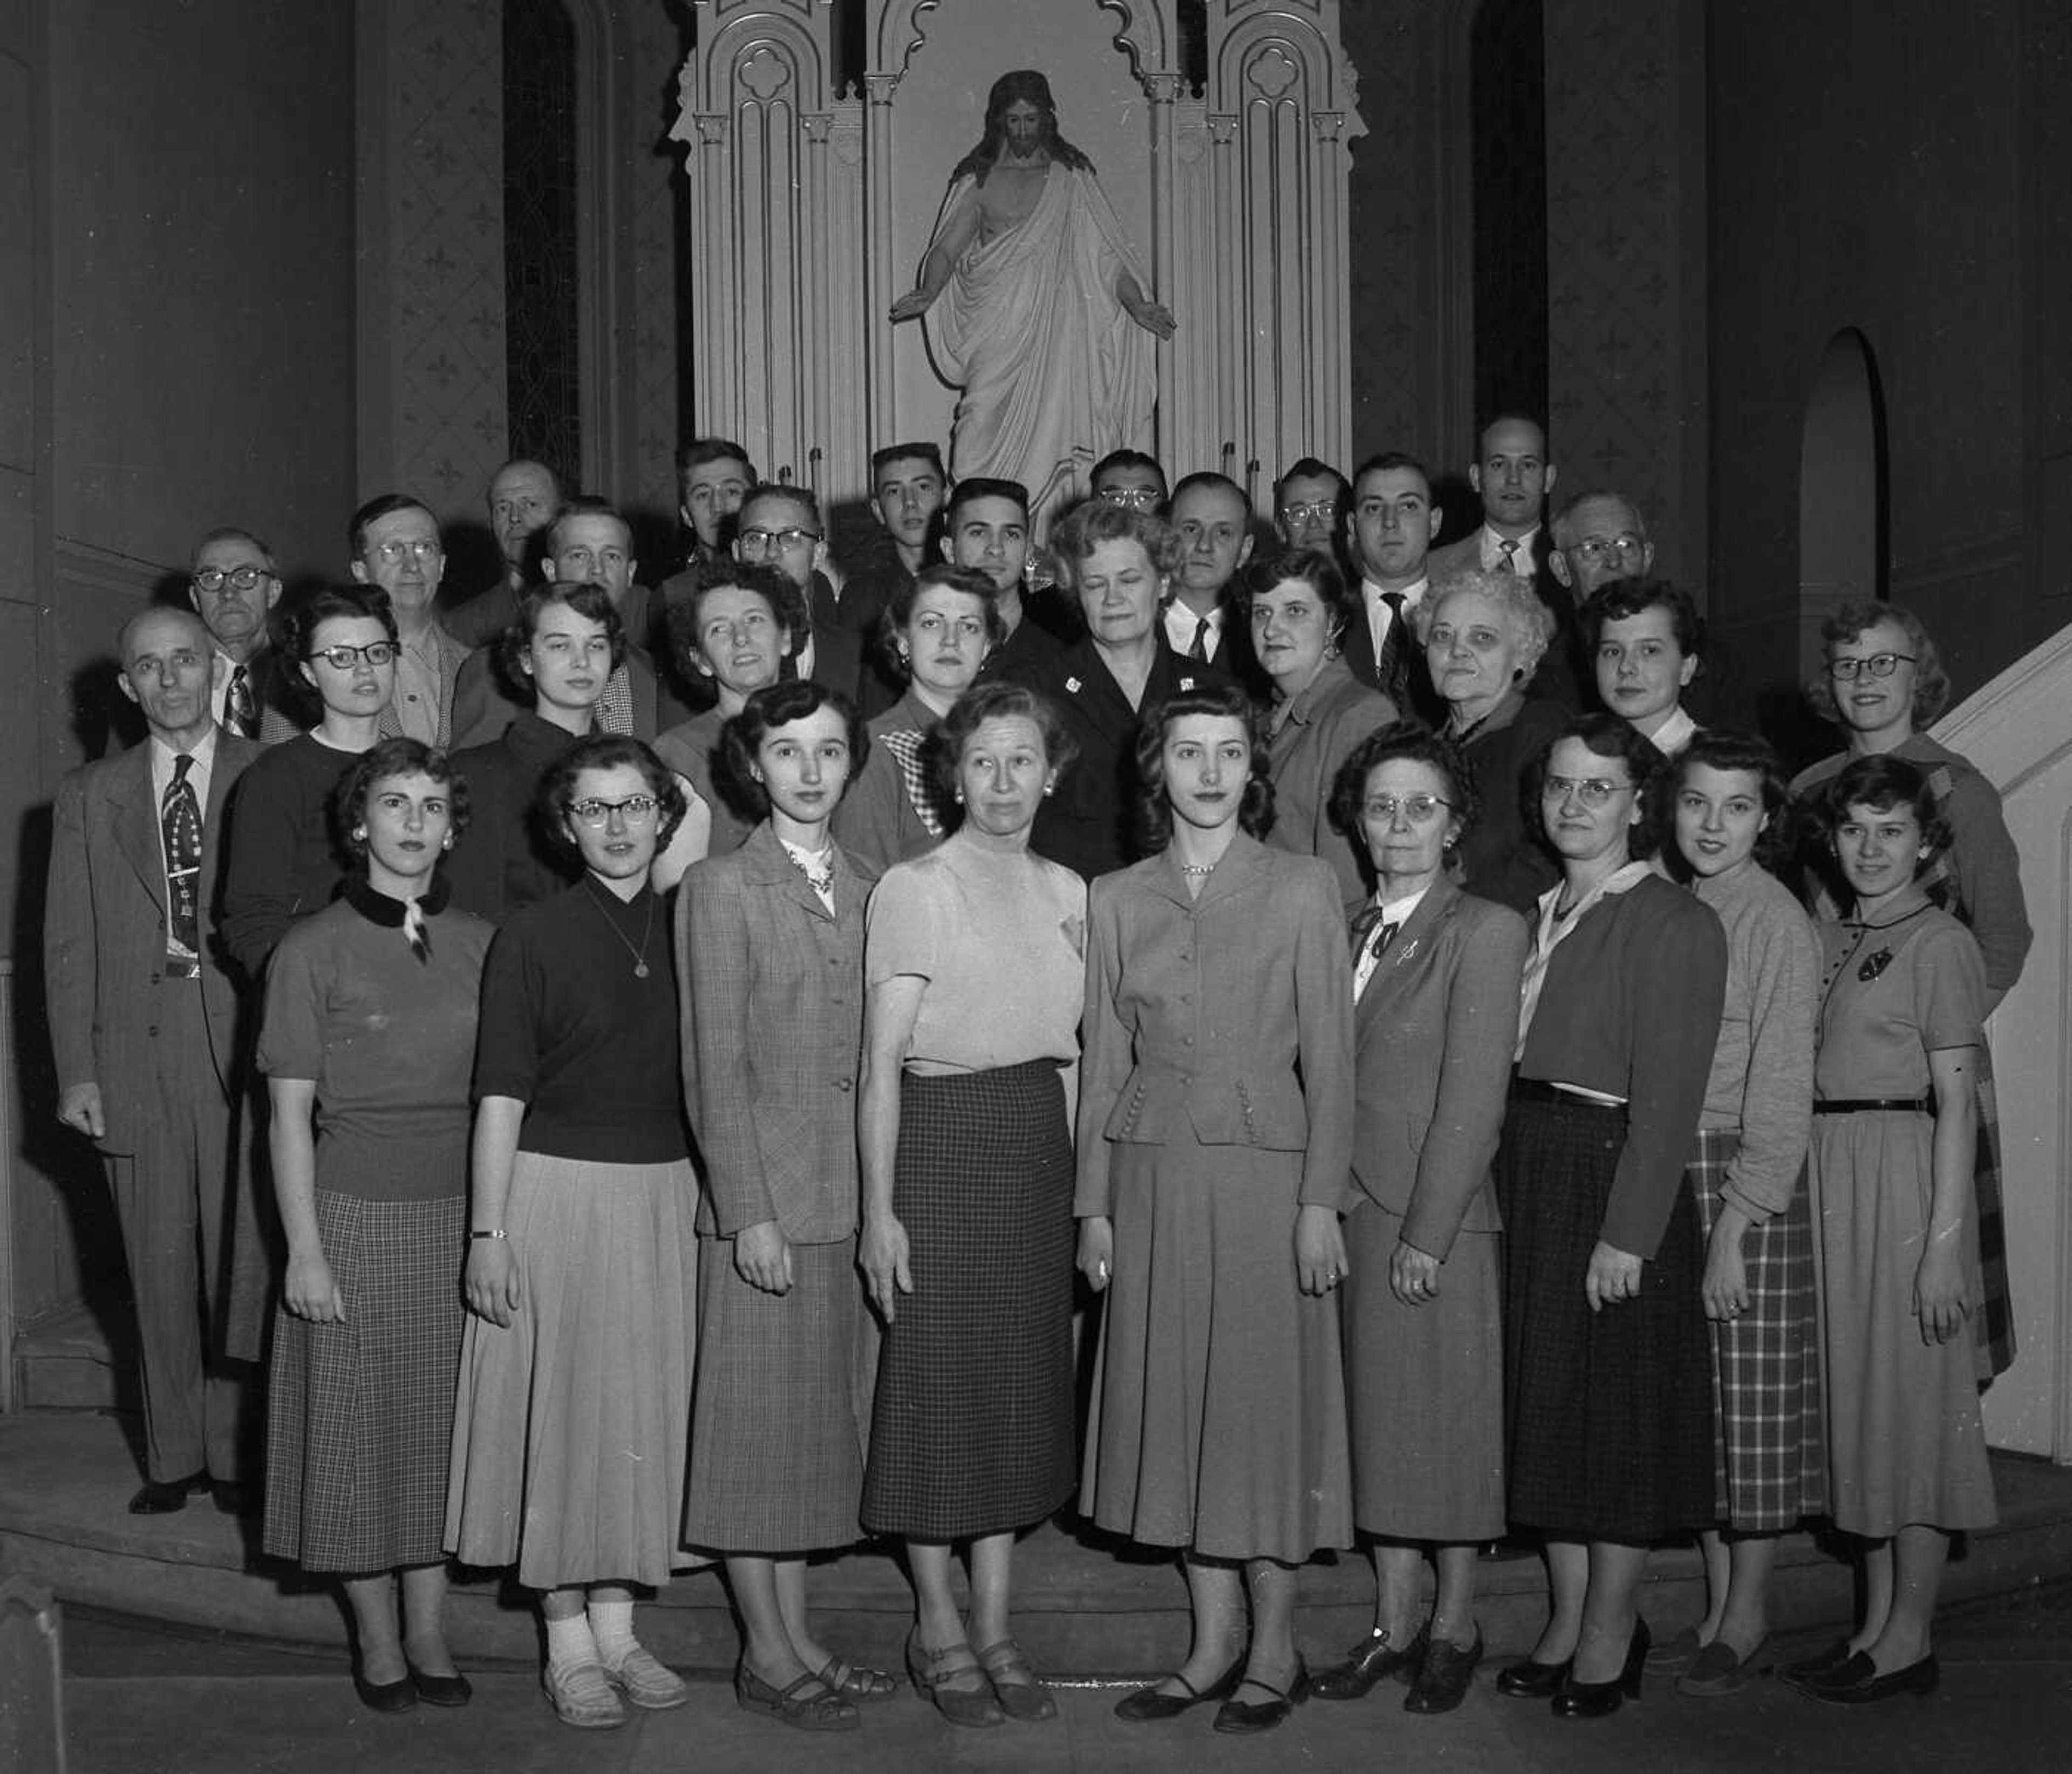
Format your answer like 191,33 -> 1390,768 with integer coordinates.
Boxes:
375,620 -> 469,750
1266,658 -> 1399,904
676,820 -> 877,1242
45,730 -> 261,1153
1076,832 -> 1355,1215
1347,873 -> 1528,1259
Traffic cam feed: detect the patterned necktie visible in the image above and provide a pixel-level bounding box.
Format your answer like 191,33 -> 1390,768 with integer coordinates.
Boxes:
1373,590 -> 1407,698
1348,904 -> 1397,960
226,664 -> 257,739
162,755 -> 202,974
1496,538 -> 1520,574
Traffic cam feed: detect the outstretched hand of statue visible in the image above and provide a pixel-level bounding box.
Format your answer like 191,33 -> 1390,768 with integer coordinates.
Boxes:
889,288 -> 935,323
1123,291 -> 1176,339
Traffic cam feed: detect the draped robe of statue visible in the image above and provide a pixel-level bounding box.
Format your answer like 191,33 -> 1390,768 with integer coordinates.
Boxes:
922,164 -> 1155,531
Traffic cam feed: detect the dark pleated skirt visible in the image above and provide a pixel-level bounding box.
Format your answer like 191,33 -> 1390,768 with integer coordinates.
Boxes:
684,1234 -> 874,1552
264,1190 -> 466,1573
1498,1091 -> 1712,1542
860,1061 -> 1076,1541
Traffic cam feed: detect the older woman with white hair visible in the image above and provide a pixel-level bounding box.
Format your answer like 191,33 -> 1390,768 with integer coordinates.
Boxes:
1414,570 -> 1566,915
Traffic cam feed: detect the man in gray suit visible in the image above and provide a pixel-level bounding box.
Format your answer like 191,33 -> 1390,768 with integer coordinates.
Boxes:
46,607 -> 268,1513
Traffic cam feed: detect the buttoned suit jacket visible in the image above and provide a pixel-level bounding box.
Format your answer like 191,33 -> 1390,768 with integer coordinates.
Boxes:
1075,833 -> 1355,1215
1347,873 -> 1528,1259
46,731 -> 262,1154
676,821 -> 876,1243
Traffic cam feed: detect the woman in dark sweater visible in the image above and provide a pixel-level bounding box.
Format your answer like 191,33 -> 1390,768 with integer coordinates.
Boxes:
444,735 -> 700,1732
1492,714 -> 1727,1720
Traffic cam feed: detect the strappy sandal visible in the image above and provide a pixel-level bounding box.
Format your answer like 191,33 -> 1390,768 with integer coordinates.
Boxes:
735,1665 -> 860,1732
819,1654 -> 899,1703
904,1629 -> 1004,1728
973,1638 -> 1058,1722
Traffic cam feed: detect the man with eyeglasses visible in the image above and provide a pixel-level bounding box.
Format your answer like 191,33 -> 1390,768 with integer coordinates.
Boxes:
449,498 -> 687,748
1548,490 -> 1656,606
1088,448 -> 1168,512
444,459 -> 563,649
46,606 -> 269,1515
732,483 -> 862,703
1273,458 -> 1352,558
1342,452 -> 1446,723
348,493 -> 469,749
187,527 -> 295,743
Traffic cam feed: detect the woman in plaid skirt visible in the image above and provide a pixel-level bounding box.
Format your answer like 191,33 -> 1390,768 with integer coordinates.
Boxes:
261,739 -> 493,1712
1652,732 -> 1824,1696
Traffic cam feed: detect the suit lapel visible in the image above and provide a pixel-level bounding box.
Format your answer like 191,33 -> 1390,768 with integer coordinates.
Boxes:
1353,874 -> 1458,1044
744,820 -> 835,923
107,745 -> 166,905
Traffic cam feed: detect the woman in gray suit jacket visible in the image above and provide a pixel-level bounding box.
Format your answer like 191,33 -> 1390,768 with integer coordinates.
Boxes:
1310,724 -> 1528,1716
677,680 -> 888,1731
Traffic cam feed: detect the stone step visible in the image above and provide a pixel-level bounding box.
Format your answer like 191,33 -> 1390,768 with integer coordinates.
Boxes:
7,1409 -> 2072,1678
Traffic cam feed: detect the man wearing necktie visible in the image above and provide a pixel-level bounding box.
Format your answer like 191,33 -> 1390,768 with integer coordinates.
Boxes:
1160,472 -> 1259,686
1426,416 -> 1583,706
1340,452 -> 1446,725
188,527 -> 296,744
45,607 -> 269,1514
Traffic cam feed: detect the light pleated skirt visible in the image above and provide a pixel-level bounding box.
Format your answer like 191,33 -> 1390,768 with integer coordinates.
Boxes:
444,1151 -> 702,1588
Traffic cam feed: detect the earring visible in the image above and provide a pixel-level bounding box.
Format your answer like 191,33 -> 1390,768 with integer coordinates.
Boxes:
441,834 -> 453,850
351,827 -> 366,842
955,790 -> 966,805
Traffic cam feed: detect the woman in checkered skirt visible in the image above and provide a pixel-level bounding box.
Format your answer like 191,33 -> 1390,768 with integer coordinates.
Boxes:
834,563 -> 1003,873
1652,732 -> 1824,1696
858,680 -> 1087,1728
261,739 -> 493,1712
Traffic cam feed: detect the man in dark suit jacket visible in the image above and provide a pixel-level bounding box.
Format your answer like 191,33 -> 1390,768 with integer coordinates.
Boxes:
46,607 -> 269,1514
734,483 -> 863,704
187,527 -> 300,743
441,458 -> 561,648
1160,472 -> 1263,690
1340,452 -> 1448,727
1424,416 -> 1582,706
840,441 -> 950,718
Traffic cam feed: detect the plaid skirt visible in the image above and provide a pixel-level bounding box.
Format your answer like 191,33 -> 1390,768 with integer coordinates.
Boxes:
1688,1130 -> 1827,1532
1498,1091 -> 1713,1542
860,1060 -> 1076,1541
264,1190 -> 466,1573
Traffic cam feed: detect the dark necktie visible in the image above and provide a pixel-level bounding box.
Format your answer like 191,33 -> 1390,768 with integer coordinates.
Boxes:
1189,615 -> 1211,662
1373,590 -> 1407,699
226,664 -> 257,739
1348,905 -> 1398,961
1496,538 -> 1520,574
162,755 -> 202,975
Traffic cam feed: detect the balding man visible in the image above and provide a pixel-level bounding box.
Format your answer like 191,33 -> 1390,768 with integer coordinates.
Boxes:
46,607 -> 269,1514
444,459 -> 561,648
349,494 -> 470,748
1162,471 -> 1258,681
1548,488 -> 1656,606
1427,416 -> 1581,704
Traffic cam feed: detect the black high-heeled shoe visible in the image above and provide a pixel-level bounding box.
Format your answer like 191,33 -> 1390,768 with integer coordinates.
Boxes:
1495,1653 -> 1571,1698
1551,1618 -> 1649,1719
1114,1655 -> 1246,1722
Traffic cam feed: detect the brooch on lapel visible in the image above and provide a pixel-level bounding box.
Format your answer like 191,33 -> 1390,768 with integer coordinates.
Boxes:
1858,948 -> 1894,982
1178,675 -> 1198,691
1065,676 -> 1081,695
1394,938 -> 1419,964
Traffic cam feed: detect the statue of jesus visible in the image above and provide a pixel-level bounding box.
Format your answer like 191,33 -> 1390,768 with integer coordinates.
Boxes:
890,70 -> 1174,531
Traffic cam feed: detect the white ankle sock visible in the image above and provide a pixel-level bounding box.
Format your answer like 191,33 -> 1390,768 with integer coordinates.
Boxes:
544,1612 -> 598,1674
588,1599 -> 638,1666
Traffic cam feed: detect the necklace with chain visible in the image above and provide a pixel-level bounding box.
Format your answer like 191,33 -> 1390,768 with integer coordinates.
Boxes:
585,879 -> 655,978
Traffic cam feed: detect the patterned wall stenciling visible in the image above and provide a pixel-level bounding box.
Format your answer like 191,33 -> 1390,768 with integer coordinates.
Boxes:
370,0 -> 510,519
1542,1 -> 1695,578
628,0 -> 690,528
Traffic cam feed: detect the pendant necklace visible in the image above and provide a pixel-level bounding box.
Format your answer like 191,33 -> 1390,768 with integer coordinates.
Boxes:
586,879 -> 655,978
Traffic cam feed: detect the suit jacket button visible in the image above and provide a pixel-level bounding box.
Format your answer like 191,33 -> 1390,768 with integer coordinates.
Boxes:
835,1078 -> 853,1093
